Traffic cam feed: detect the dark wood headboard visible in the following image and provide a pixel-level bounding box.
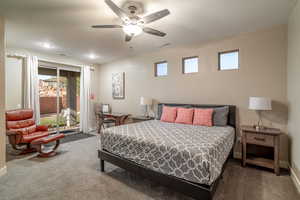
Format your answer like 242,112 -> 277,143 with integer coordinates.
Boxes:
157,103 -> 236,128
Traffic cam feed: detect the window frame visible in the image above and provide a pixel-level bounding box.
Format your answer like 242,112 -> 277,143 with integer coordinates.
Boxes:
154,61 -> 168,77
182,56 -> 199,74
218,49 -> 240,71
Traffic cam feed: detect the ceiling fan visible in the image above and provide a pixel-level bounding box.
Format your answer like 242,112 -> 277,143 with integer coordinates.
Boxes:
92,0 -> 170,42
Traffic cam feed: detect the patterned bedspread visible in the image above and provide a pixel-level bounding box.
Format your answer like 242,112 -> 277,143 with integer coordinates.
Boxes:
100,120 -> 235,185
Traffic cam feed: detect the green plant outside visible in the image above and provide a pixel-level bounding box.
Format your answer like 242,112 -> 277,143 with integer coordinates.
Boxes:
40,114 -> 80,128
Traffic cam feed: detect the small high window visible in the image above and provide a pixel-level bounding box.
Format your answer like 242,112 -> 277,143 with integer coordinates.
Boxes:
182,57 -> 198,74
155,61 -> 168,77
219,50 -> 239,70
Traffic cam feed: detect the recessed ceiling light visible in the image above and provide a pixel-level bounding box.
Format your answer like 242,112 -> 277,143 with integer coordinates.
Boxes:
39,42 -> 54,49
88,54 -> 97,59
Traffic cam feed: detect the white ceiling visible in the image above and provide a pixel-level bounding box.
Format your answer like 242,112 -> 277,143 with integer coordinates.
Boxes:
0,0 -> 294,64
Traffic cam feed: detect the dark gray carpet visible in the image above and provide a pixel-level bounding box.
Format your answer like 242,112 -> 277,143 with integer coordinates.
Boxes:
6,132 -> 95,162
0,135 -> 299,200
60,132 -> 95,144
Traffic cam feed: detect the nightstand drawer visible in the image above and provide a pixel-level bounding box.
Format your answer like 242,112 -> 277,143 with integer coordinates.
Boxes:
246,133 -> 274,147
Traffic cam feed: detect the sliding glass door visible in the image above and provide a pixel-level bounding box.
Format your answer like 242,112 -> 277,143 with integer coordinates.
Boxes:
58,69 -> 81,133
39,67 -> 58,131
38,65 -> 81,133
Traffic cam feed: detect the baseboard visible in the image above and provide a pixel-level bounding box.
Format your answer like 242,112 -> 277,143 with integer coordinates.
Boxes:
291,167 -> 300,194
0,166 -> 7,177
233,152 -> 289,169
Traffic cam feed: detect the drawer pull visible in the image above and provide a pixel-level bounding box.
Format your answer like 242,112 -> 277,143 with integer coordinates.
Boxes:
254,137 -> 265,142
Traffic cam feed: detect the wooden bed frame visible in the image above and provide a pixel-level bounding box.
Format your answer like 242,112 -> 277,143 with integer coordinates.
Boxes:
98,103 -> 236,200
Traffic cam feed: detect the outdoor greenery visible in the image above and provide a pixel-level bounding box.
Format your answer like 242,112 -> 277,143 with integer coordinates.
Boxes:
40,116 -> 67,128
40,114 -> 80,128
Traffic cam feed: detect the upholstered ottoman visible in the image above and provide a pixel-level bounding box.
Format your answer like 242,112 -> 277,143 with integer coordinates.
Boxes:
31,134 -> 65,157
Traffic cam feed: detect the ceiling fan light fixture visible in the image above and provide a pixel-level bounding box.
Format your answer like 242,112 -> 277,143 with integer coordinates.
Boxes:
123,24 -> 142,36
92,0 -> 170,42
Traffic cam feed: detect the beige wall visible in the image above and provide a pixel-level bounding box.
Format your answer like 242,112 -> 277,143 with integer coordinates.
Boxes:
288,0 -> 300,186
98,25 -> 288,162
0,17 -> 6,175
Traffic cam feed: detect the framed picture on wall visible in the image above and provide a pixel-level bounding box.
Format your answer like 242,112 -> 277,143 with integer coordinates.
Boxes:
112,72 -> 125,99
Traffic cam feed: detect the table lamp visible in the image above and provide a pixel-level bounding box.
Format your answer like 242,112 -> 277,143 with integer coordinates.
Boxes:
140,97 -> 152,118
249,97 -> 272,130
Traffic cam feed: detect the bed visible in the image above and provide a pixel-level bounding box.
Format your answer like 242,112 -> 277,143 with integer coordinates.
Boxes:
98,103 -> 236,200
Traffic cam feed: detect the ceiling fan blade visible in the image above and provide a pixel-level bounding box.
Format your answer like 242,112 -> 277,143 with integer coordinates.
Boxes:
141,9 -> 170,24
125,34 -> 133,42
91,25 -> 122,28
105,0 -> 129,21
143,27 -> 166,37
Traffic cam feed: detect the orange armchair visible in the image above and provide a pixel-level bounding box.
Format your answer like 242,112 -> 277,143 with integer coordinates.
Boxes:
6,109 -> 50,154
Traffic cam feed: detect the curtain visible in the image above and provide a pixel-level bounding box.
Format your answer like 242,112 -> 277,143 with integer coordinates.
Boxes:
23,55 -> 40,123
80,66 -> 91,133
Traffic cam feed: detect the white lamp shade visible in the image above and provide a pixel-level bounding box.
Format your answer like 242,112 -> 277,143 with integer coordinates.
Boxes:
140,97 -> 152,105
249,97 -> 272,110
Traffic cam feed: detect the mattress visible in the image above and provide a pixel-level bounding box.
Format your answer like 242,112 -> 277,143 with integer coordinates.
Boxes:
100,120 -> 235,185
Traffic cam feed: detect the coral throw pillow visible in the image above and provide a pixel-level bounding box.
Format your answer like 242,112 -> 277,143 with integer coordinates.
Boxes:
193,109 -> 213,126
175,108 -> 194,125
160,106 -> 177,123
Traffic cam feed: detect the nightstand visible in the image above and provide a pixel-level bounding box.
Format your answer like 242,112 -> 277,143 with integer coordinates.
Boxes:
131,116 -> 155,123
241,125 -> 281,175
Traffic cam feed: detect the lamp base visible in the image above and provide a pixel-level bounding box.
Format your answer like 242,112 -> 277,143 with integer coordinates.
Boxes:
253,125 -> 266,131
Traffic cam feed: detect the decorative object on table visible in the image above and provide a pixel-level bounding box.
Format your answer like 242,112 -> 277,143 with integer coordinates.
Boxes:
248,97 -> 272,130
241,125 -> 281,175
112,72 -> 125,99
140,96 -> 152,118
102,104 -> 110,113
